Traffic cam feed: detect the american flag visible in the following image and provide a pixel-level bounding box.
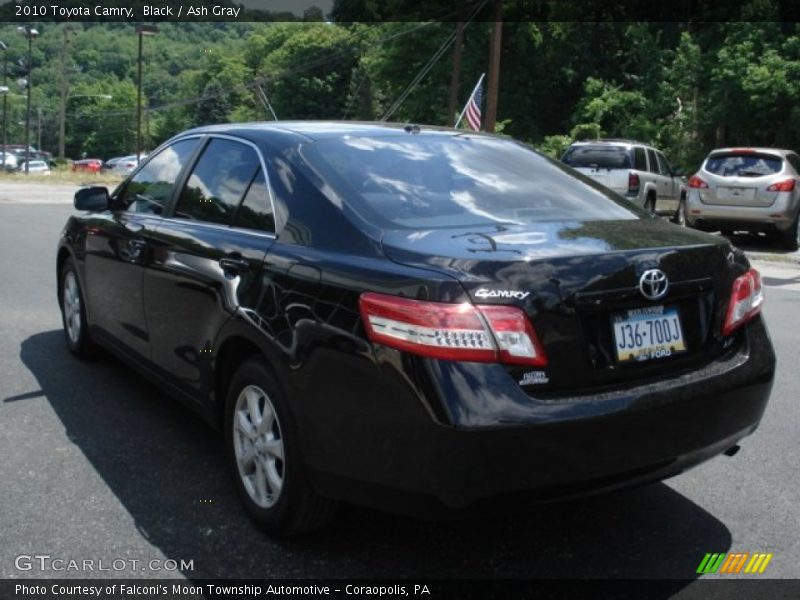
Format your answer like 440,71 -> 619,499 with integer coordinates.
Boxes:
465,82 -> 483,131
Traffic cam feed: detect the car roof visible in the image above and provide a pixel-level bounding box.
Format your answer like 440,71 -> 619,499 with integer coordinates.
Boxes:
569,139 -> 653,149
176,121 -> 468,145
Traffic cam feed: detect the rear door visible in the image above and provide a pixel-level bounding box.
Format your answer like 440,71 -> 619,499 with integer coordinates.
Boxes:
143,136 -> 277,400
83,138 -> 200,359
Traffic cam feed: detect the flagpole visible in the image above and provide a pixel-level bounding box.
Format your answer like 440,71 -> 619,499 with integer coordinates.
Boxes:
454,73 -> 485,129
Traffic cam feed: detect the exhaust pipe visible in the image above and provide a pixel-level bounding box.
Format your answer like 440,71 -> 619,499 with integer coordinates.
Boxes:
724,444 -> 741,457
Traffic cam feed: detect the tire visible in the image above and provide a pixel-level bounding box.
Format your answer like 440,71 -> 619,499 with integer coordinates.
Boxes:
781,215 -> 800,251
645,193 -> 657,214
59,258 -> 98,358
224,358 -> 337,536
672,196 -> 687,226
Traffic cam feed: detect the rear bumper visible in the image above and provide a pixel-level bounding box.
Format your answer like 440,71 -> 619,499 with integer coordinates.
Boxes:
300,317 -> 775,513
686,191 -> 797,232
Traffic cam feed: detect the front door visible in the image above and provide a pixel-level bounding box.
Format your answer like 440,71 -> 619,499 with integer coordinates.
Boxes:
83,138 -> 201,359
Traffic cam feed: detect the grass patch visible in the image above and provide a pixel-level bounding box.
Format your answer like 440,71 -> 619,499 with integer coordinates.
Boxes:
0,168 -> 124,187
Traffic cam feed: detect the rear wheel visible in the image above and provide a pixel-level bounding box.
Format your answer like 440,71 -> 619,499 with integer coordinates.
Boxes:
59,258 -> 97,358
645,193 -> 657,214
672,196 -> 686,226
224,359 -> 337,536
780,215 -> 800,251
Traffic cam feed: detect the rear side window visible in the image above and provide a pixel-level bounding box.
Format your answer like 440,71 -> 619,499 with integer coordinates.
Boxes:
175,138 -> 260,225
646,148 -> 659,173
302,135 -> 639,229
633,147 -> 647,170
705,152 -> 783,177
562,144 -> 631,169
232,168 -> 275,233
787,154 -> 800,172
117,139 -> 199,214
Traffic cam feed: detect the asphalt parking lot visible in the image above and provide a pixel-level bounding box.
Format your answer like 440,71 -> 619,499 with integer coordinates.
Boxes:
0,188 -> 798,589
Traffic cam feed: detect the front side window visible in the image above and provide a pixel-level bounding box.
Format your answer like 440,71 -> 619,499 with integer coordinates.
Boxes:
117,139 -> 199,214
656,152 -> 671,176
174,138 -> 260,225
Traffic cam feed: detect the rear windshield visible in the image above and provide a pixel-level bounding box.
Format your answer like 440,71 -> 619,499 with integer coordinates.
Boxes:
705,153 -> 783,177
300,135 -> 638,229
562,144 -> 631,169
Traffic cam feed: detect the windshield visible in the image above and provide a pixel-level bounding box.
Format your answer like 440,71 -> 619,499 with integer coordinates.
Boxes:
562,144 -> 631,169
705,153 -> 783,177
301,135 -> 639,229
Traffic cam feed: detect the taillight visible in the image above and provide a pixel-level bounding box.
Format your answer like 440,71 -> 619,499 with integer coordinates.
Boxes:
688,175 -> 708,189
767,179 -> 795,192
359,292 -> 547,366
722,268 -> 764,336
628,172 -> 640,195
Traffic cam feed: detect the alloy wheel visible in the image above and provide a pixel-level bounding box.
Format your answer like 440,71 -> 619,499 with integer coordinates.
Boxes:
233,384 -> 285,508
63,271 -> 82,344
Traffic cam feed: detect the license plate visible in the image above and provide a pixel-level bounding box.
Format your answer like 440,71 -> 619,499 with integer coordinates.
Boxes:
612,306 -> 686,363
717,187 -> 756,201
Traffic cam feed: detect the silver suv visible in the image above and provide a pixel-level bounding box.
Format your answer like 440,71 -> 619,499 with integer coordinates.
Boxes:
685,147 -> 800,251
562,140 -> 687,220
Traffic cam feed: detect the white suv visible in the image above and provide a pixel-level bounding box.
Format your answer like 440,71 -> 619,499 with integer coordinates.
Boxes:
562,140 -> 687,221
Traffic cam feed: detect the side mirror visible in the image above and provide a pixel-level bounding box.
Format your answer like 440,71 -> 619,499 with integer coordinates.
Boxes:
74,186 -> 110,212
672,167 -> 685,177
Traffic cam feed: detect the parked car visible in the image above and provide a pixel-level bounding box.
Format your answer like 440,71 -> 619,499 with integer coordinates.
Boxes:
102,156 -> 125,170
2,152 -> 18,171
72,158 -> 103,173
562,139 -> 687,220
109,154 -> 147,176
686,147 -> 800,251
16,159 -> 50,174
57,123 -> 775,535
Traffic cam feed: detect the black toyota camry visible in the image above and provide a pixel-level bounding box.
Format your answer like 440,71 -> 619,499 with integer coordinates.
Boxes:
57,122 -> 775,535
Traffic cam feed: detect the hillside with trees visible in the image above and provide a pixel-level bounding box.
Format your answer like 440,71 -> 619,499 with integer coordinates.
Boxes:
1,0 -> 799,170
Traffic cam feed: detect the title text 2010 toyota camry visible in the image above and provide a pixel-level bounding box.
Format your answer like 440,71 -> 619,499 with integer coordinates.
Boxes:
57,123 -> 775,535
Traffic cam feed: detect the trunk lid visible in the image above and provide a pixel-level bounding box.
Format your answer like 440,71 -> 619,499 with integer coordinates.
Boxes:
381,219 -> 740,393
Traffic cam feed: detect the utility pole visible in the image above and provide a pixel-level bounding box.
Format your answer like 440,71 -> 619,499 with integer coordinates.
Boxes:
446,11 -> 465,126
484,0 -> 502,133
36,106 -> 41,151
58,26 -> 72,161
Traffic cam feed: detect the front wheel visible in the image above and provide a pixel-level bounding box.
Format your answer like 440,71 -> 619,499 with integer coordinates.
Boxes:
59,258 -> 98,358
224,359 -> 337,536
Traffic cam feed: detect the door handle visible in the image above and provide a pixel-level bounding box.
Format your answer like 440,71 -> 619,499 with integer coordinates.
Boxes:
219,257 -> 250,273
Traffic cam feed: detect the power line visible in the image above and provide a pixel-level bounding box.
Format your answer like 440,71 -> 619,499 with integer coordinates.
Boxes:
380,0 -> 488,122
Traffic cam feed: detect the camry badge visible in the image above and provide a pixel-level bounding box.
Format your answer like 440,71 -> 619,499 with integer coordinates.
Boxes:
639,269 -> 669,301
475,289 -> 531,300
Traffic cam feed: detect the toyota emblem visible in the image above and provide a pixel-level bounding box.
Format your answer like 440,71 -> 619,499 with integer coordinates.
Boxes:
639,269 -> 669,301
